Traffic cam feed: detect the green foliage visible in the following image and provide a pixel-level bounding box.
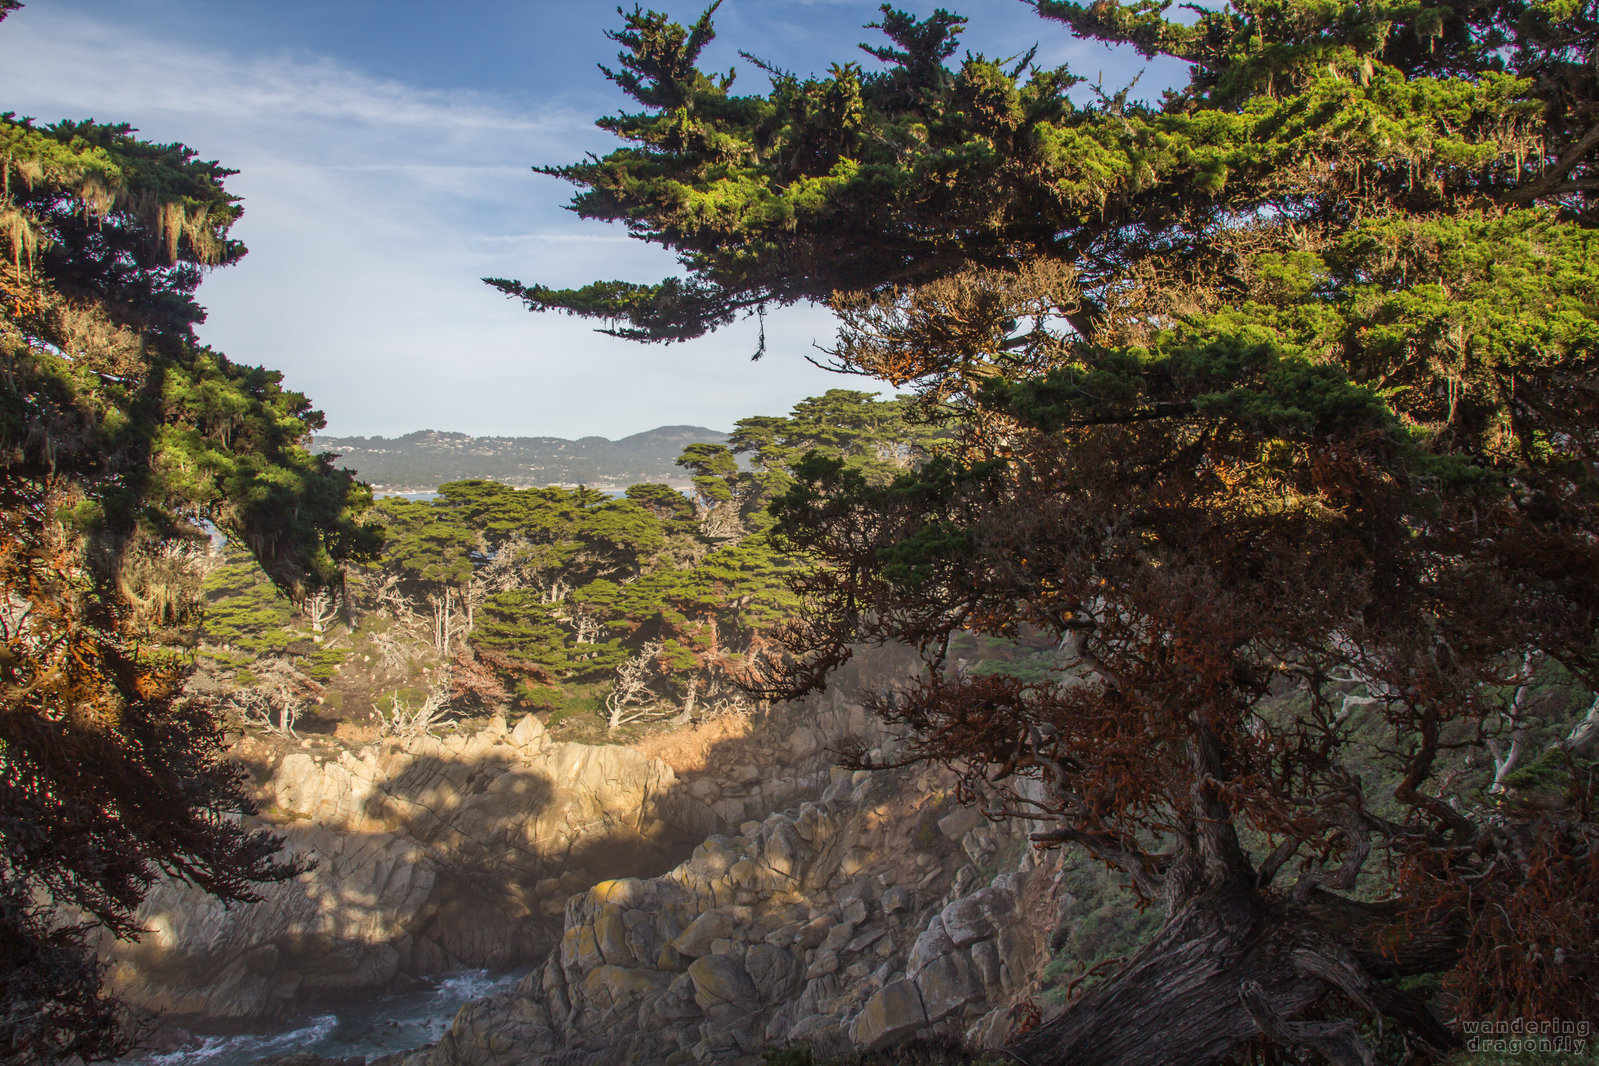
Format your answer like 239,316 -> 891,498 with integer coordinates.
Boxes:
577,499 -> 665,570
948,631 -> 1061,685
473,591 -> 579,675
196,547 -> 349,693
377,393 -> 943,726
730,390 -> 952,502
373,496 -> 476,592
677,442 -> 739,480
200,548 -> 300,653
1,78 -> 377,1060
1038,858 -> 1162,1003
529,1 -> 1599,1057
302,645 -> 347,682
625,482 -> 697,528
504,1 -> 1594,347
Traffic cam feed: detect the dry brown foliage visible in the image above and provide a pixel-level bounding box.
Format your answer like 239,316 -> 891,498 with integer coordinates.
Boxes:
631,712 -> 754,775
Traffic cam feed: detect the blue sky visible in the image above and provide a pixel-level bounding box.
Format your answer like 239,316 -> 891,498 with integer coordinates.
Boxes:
0,1 -> 1172,439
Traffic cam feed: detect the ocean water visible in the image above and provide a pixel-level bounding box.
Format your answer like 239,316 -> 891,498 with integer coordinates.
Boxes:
123,969 -> 525,1066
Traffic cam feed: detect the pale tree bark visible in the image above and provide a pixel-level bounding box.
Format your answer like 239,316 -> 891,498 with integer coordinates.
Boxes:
1008,879 -> 1457,1066
605,641 -> 677,732
428,587 -> 468,655
995,656 -> 1461,1066
571,605 -> 601,646
465,537 -> 527,633
699,500 -> 743,539
671,675 -> 700,726
303,587 -> 339,637
1562,693 -> 1599,755
377,670 -> 453,738
1487,652 -> 1539,793
228,659 -> 316,738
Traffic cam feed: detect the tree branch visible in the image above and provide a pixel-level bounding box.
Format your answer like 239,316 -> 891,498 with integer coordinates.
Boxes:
1501,120 -> 1599,204
1239,980 -> 1374,1066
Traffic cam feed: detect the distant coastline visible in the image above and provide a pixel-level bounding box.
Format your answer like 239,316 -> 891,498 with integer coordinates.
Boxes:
316,425 -> 726,493
371,484 -> 669,499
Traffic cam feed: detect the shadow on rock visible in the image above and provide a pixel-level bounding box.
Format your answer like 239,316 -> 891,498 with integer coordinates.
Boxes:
106,715 -> 712,1025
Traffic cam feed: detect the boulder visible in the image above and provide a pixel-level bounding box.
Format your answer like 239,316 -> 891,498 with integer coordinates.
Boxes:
787,726 -> 820,757
940,895 -> 996,948
937,806 -> 985,841
804,949 -> 840,980
882,886 -> 911,914
971,938 -> 1002,991
914,953 -> 981,1023
510,714 -> 547,750
582,965 -> 673,1011
671,908 -> 738,958
906,917 -> 955,976
744,943 -> 801,1000
819,920 -> 855,953
850,978 -> 927,1051
687,953 -> 758,1009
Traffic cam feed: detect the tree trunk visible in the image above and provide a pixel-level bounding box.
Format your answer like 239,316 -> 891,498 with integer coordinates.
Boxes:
671,676 -> 699,726
1008,883 -> 1459,1066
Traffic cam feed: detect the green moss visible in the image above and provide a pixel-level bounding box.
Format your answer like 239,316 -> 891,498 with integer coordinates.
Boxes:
303,645 -> 348,682
1038,855 -> 1162,1002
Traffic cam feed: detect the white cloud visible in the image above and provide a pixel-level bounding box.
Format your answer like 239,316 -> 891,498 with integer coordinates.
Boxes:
5,2 -> 1168,443
0,13 -> 567,137
0,6 -> 866,439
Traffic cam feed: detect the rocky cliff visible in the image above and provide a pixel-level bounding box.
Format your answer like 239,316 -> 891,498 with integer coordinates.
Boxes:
109,646 -> 1081,1064
105,669 -> 898,1025
105,715 -> 714,1021
392,762 -> 1065,1066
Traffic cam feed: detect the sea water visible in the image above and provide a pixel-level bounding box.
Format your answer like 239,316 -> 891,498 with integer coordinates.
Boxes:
123,969 -> 525,1066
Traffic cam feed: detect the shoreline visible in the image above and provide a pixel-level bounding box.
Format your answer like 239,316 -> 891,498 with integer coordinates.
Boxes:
368,479 -> 697,495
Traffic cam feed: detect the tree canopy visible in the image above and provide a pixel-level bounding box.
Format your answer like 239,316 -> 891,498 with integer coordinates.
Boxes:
527,3 -> 1599,1063
0,15 -> 378,1055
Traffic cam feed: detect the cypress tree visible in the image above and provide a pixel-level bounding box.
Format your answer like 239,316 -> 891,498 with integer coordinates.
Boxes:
516,3 -> 1599,1061
1,8 -> 378,1055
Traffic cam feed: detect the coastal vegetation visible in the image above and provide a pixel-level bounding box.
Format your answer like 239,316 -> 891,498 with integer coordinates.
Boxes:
0,2 -> 378,1055
312,425 -> 729,493
191,389 -> 943,745
3,0 -> 1598,1063
509,1 -> 1599,1063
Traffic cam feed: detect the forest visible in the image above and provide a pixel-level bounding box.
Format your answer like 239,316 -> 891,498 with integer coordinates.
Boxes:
501,0 -> 1599,1062
3,0 -> 1599,1064
194,389 -> 945,742
310,426 -> 730,493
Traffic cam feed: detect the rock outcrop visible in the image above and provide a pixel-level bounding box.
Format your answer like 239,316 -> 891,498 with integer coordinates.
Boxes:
400,763 -> 1062,1066
106,716 -> 716,1021
108,642 -> 1065,1061
106,652 -> 909,1026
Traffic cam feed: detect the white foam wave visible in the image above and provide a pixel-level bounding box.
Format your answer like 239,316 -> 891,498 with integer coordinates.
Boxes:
428,967 -> 519,1007
120,967 -> 529,1066
134,1013 -> 338,1066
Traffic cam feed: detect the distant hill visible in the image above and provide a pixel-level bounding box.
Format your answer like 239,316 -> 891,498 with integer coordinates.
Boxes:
313,426 -> 728,491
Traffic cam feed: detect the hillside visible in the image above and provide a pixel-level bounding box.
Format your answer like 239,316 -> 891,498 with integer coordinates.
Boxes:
313,425 -> 728,491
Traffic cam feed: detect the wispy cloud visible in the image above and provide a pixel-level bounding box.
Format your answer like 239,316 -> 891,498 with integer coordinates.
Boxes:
0,12 -> 575,138
2,5 -> 850,440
